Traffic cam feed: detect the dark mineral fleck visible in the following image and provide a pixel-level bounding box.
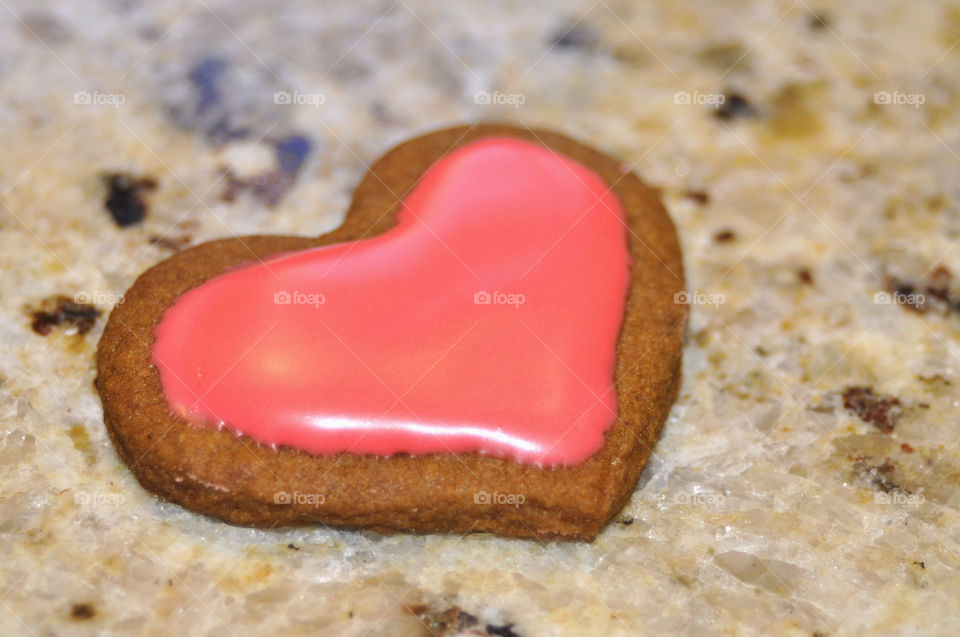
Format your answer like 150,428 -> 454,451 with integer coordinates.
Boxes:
716,93 -> 758,121
842,387 -> 901,433
884,266 -> 960,315
71,603 -> 96,620
221,170 -> 293,207
30,296 -> 101,336
883,267 -> 960,315
925,266 -> 954,303
807,12 -> 830,31
550,24 -> 597,49
103,172 -> 157,227
487,623 -> 522,637
714,229 -> 737,243
683,189 -> 710,205
220,134 -> 312,207
409,605 -> 523,637
851,455 -> 904,493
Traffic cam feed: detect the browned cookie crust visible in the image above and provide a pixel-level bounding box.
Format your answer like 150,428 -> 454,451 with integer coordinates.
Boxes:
96,124 -> 687,541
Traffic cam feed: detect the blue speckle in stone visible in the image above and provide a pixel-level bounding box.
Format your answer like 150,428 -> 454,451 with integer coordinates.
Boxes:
188,57 -> 228,113
275,135 -> 312,175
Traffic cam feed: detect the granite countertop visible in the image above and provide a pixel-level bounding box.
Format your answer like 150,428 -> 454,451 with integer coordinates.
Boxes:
2,1 -> 959,635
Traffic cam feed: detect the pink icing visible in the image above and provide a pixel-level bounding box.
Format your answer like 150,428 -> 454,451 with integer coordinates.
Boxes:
152,137 -> 631,466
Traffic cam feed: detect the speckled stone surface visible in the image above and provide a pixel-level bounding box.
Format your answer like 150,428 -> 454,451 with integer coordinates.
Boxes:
1,1 -> 959,635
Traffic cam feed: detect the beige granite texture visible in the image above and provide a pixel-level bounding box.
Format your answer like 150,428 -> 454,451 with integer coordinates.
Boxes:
1,0 -> 960,635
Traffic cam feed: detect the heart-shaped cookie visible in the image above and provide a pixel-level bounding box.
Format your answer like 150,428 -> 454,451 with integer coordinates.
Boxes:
97,124 -> 687,540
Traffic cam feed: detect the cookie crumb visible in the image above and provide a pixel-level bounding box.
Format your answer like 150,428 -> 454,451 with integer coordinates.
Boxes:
842,386 -> 901,433
103,172 -> 157,227
30,296 -> 101,336
70,603 -> 96,620
901,442 -> 914,453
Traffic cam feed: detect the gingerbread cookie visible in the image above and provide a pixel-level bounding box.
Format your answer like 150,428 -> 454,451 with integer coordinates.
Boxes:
96,124 -> 687,540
